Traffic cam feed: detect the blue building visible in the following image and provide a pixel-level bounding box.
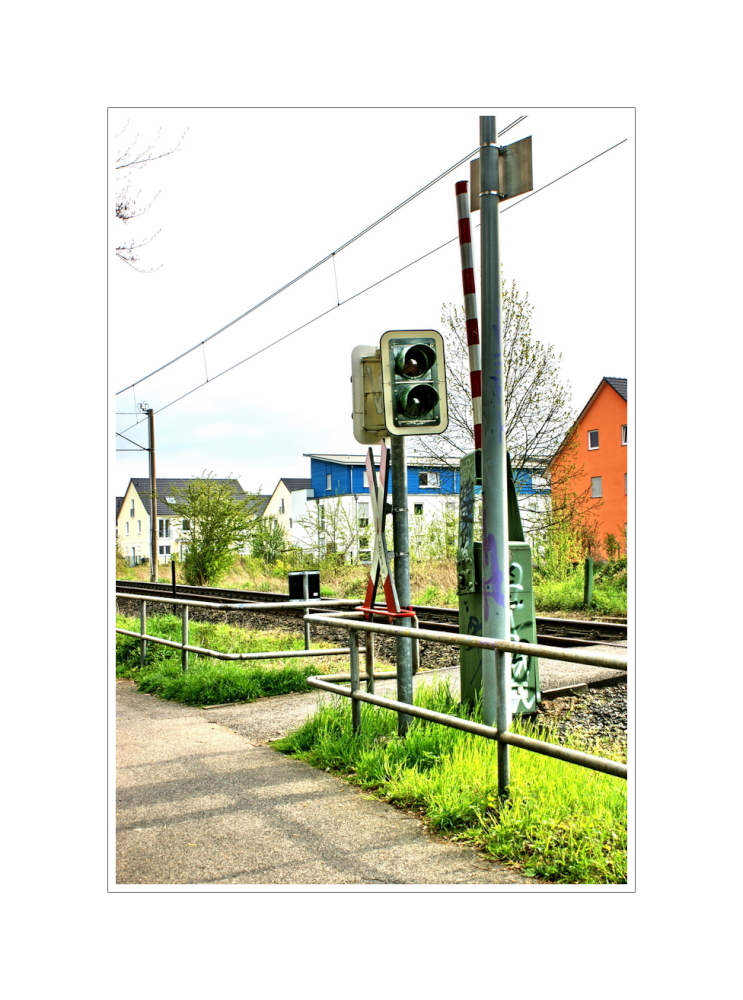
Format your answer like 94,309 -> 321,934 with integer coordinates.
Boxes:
302,451 -> 549,562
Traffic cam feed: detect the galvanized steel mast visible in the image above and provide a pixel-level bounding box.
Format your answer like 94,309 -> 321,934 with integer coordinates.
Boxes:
478,115 -> 512,792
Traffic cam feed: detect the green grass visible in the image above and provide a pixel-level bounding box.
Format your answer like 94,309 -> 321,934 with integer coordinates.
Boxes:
116,613 -> 342,706
534,560 -> 627,616
274,682 -> 627,884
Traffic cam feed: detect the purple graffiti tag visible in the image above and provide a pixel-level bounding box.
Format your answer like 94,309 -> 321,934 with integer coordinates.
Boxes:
482,532 -> 506,619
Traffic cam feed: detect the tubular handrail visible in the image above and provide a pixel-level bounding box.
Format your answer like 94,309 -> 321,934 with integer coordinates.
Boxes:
115,593 -> 628,780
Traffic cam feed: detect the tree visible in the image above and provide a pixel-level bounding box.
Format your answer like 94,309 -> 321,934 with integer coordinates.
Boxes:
251,518 -> 288,564
162,474 -> 264,585
114,120 -> 188,272
412,279 -> 599,535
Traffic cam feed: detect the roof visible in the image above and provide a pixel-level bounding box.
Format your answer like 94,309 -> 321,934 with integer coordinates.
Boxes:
279,477 -> 312,492
127,478 -> 250,517
604,377 -> 627,401
303,453 -> 457,468
254,496 -> 272,517
116,496 -> 124,518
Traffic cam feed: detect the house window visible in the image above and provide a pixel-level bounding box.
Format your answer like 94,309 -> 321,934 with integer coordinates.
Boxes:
358,549 -> 371,564
591,476 -> 603,498
125,521 -> 130,535
182,519 -> 190,531
289,518 -> 293,528
621,424 -> 627,446
588,430 -> 599,450
419,471 -> 440,488
279,499 -> 285,514
326,474 -> 332,491
357,502 -> 369,527
130,500 -> 135,517
166,496 -> 175,503
414,503 -> 423,515
159,519 -> 170,538
137,520 -> 141,534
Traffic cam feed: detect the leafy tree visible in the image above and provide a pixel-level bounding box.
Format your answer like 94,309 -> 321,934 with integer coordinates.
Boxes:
163,474 -> 263,585
412,279 -> 599,535
114,120 -> 188,272
251,518 -> 288,564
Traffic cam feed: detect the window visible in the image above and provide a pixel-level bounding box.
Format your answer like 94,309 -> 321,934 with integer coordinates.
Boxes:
159,519 -> 170,538
419,471 -> 440,488
588,429 -> 599,450
326,474 -> 332,491
279,499 -> 285,514
358,549 -> 371,564
182,519 -> 190,531
137,520 -> 141,534
125,521 -> 130,535
357,502 -> 369,527
130,500 -> 135,517
289,518 -> 293,529
414,503 -> 423,515
166,496 -> 175,503
621,424 -> 627,446
591,476 -> 603,498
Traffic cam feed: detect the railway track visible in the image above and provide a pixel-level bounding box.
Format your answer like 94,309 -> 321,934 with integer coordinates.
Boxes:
115,580 -> 627,647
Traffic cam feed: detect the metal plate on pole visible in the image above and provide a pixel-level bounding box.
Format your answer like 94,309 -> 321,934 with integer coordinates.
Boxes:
469,136 -> 533,210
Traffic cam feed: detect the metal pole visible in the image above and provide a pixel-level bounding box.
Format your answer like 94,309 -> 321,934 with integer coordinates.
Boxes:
171,558 -> 177,614
302,573 -> 311,649
181,604 -> 189,673
479,115 -> 511,793
148,409 -> 158,583
391,435 -> 413,736
349,628 -> 361,735
140,599 -> 147,667
365,631 -> 375,693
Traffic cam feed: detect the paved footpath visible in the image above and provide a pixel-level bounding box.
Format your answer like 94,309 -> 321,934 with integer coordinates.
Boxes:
116,677 -> 543,886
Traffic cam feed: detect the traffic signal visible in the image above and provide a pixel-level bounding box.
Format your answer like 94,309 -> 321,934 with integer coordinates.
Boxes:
351,344 -> 386,445
379,330 -> 448,436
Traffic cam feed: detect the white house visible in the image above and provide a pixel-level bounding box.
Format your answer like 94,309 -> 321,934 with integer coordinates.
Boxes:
261,477 -> 315,550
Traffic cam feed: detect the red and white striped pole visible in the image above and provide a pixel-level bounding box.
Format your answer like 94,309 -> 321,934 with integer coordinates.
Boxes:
455,180 -> 482,451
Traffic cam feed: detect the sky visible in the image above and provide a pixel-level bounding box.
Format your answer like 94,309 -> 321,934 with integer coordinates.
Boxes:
111,107 -> 634,498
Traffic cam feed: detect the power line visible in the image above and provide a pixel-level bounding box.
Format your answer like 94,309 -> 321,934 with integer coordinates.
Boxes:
117,134 -> 627,434
116,145 -> 482,397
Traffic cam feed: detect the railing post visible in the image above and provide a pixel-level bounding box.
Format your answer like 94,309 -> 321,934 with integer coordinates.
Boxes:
140,599 -> 147,667
181,604 -> 189,673
350,627 -> 361,735
303,574 -> 311,650
365,631 -> 375,693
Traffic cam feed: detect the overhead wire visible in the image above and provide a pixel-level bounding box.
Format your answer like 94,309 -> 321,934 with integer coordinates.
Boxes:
117,115 -> 528,399
117,129 -> 627,436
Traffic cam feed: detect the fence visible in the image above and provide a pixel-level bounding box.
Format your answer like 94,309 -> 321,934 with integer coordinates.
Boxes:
115,592 -> 628,781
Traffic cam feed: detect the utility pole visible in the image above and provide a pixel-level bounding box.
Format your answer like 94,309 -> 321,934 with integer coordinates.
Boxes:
390,435 -> 413,735
147,408 -> 158,583
479,114 -> 511,792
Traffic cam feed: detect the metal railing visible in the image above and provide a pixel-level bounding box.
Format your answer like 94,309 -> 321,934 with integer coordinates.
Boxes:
303,613 -> 628,781
115,592 -> 628,781
115,592 -> 362,672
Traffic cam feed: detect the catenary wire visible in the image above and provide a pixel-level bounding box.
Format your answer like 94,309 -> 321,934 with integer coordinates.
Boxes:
115,145 -> 482,396
117,133 -> 626,437
116,116 -> 527,397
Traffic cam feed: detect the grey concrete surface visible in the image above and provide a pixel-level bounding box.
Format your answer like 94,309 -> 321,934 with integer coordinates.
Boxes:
115,647 -> 625,887
116,679 -> 539,886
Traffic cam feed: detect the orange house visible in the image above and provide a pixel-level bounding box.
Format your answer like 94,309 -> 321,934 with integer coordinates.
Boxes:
549,377 -> 628,558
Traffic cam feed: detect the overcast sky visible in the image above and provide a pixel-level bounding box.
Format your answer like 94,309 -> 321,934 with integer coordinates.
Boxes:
112,107 -> 633,497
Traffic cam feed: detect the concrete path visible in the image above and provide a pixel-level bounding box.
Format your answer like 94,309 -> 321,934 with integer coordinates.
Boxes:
116,678 -> 540,886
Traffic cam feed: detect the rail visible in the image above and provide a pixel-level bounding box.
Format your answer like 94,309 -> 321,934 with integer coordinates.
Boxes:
115,592 -> 362,671
115,593 -> 628,782
303,613 -> 628,781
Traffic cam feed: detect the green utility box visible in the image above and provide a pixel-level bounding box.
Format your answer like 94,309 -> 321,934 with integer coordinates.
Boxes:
457,451 -> 540,715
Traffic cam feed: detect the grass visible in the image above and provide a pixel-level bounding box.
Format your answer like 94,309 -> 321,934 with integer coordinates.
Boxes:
116,613 -> 351,706
116,551 -> 626,615
274,682 -> 627,884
